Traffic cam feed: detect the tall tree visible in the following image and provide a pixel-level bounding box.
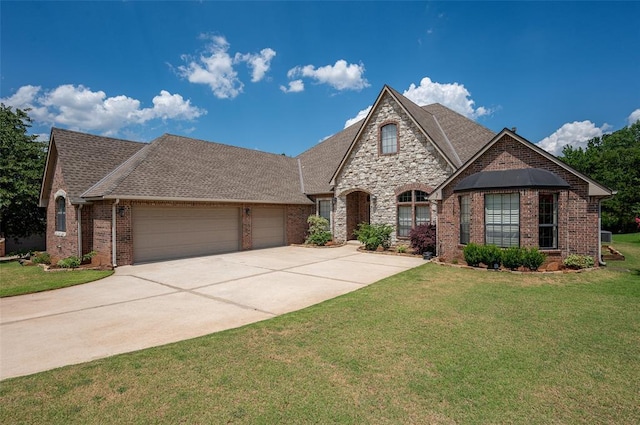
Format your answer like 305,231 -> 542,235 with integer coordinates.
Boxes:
560,121 -> 640,233
0,104 -> 47,239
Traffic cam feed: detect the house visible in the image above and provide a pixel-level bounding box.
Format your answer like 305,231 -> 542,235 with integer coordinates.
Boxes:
39,85 -> 613,266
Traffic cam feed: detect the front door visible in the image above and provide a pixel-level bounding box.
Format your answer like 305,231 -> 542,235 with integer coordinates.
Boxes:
346,191 -> 370,240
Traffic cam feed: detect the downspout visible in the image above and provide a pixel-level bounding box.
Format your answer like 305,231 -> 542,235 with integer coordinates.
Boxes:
112,199 -> 119,267
77,204 -> 83,258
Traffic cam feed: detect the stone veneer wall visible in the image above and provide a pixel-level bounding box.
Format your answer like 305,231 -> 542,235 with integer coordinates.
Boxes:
437,135 -> 601,265
333,93 -> 452,242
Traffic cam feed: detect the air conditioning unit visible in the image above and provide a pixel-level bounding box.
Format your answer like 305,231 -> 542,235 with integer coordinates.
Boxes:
601,230 -> 612,244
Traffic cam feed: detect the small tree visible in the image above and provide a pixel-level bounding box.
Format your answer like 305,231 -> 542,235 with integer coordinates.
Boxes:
305,215 -> 332,246
408,224 -> 436,255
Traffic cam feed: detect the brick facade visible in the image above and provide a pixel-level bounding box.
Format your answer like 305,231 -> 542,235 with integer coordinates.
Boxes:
46,157 -> 80,264
334,92 -> 451,242
436,135 -> 602,265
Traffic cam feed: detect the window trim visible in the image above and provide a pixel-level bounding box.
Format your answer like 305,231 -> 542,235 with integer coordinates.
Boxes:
484,192 -> 520,248
459,195 -> 470,245
55,195 -> 67,235
538,193 -> 558,249
379,122 -> 399,155
396,190 -> 431,238
316,198 -> 332,228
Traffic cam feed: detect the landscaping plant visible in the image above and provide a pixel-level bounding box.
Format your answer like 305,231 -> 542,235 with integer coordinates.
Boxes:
501,247 -> 524,270
354,222 -> 393,251
408,224 -> 436,255
31,251 -> 51,265
463,243 -> 483,267
304,215 -> 332,246
563,254 -> 595,269
480,244 -> 502,268
522,247 -> 546,271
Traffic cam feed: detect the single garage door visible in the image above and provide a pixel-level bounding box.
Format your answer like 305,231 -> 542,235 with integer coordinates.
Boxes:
133,206 -> 240,263
252,207 -> 285,249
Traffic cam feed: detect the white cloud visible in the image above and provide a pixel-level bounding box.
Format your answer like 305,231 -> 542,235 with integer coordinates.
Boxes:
286,60 -> 369,91
1,84 -> 206,136
627,108 -> 640,126
344,105 -> 371,128
235,48 -> 276,82
279,79 -> 304,93
537,120 -> 607,156
178,35 -> 276,98
403,77 -> 491,119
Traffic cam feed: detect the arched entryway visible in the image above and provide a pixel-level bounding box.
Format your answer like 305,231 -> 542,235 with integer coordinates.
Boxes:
346,190 -> 371,240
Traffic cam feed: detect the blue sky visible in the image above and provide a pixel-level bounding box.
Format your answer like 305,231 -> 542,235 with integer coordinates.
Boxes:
1,1 -> 639,156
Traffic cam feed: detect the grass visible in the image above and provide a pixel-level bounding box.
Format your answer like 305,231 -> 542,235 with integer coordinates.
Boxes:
1,234 -> 639,424
0,261 -> 113,297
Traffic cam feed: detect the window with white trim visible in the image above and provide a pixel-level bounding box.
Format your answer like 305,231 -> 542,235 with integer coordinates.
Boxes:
485,193 -> 519,247
55,196 -> 66,232
380,123 -> 398,154
397,190 -> 430,238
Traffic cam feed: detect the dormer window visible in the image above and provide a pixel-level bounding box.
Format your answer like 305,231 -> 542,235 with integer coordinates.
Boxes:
380,123 -> 398,155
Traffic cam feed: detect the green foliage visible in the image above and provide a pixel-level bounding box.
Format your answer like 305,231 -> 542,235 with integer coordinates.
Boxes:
408,224 -> 436,254
0,104 -> 47,238
560,121 -> 640,232
563,254 -> 595,269
396,245 -> 408,254
82,250 -> 97,262
502,247 -> 524,270
57,256 -> 81,269
463,243 -> 483,267
480,244 -> 502,268
305,215 -> 332,246
354,222 -> 393,251
522,247 -> 546,271
31,252 -> 51,265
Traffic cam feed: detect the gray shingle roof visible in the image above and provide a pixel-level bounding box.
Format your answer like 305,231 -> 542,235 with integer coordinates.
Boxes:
51,128 -> 145,202
82,134 -> 312,204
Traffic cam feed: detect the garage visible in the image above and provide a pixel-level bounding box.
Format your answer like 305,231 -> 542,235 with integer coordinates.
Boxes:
252,207 -> 285,249
133,206 -> 240,263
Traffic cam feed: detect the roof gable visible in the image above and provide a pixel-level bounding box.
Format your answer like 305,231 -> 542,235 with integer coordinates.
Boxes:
39,128 -> 145,205
430,128 -> 614,200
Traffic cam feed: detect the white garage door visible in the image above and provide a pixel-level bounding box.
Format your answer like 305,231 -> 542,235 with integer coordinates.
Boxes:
133,206 -> 240,263
252,207 -> 285,249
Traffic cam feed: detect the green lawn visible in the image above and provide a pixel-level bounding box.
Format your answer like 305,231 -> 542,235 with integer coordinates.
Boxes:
0,261 -> 113,297
1,235 -> 638,424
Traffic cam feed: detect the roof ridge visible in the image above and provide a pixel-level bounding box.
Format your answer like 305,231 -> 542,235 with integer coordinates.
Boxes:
52,127 -> 145,146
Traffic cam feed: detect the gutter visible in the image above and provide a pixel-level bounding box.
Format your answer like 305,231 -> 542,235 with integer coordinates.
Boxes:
112,199 -> 119,267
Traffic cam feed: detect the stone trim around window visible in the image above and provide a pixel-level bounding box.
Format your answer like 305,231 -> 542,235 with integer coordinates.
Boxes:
54,189 -> 67,236
379,121 -> 399,155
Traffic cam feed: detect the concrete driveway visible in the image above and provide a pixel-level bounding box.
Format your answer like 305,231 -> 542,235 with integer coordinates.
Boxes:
1,244 -> 424,380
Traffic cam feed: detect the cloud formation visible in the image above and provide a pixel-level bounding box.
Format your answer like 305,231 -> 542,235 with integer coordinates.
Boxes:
403,77 -> 491,119
1,84 -> 205,136
280,79 -> 304,93
537,120 -> 608,156
343,77 -> 490,128
286,60 -> 369,92
628,108 -> 640,126
178,35 -> 276,99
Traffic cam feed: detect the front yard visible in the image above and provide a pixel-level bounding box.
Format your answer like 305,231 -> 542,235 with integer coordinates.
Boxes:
0,261 -> 113,297
1,235 -> 638,424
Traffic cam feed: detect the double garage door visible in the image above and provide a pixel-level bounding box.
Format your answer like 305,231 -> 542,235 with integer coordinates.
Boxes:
133,206 -> 285,263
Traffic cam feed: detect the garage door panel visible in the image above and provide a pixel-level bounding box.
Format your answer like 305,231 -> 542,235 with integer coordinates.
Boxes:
253,208 -> 285,249
133,206 -> 240,263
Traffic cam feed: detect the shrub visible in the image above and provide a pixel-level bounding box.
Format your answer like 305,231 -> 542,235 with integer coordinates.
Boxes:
501,247 -> 524,270
82,250 -> 97,263
305,215 -> 332,246
563,254 -> 595,269
57,256 -> 81,269
408,224 -> 436,255
354,223 -> 393,251
522,247 -> 546,271
463,243 -> 483,267
480,244 -> 502,268
396,245 -> 408,254
31,251 -> 52,265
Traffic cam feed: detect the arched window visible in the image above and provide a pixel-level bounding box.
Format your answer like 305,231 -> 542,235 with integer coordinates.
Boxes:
397,190 -> 430,237
380,123 -> 398,154
55,196 -> 66,232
